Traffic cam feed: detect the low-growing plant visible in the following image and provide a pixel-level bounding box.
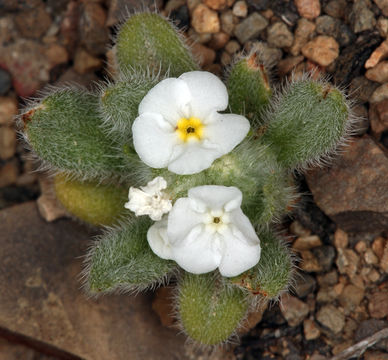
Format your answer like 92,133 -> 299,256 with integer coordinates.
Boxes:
20,11 -> 354,346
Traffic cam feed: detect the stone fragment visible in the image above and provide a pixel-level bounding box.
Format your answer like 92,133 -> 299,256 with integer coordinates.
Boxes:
188,28 -> 212,44
293,235 -> 322,251
0,97 -> 17,126
14,5 -> 52,39
374,0 -> 388,16
303,318 -> 320,340
301,36 -> 339,66
37,194 -> 69,222
334,229 -> 348,249
316,286 -> 338,303
267,22 -> 294,48
299,250 -> 322,272
289,220 -> 311,237
364,249 -> 379,265
280,295 -> 309,326
336,248 -> 359,277
190,43 -> 216,67
377,17 -> 388,37
316,305 -> 345,333
293,273 -> 316,298
220,51 -> 232,66
0,69 -> 11,96
220,10 -> 238,35
324,0 -> 347,18
234,13 -> 269,44
233,1 -> 248,17
45,44 -> 69,68
225,40 -> 241,54
192,4 -> 220,33
366,61 -> 388,83
203,0 -> 227,10
368,292 -> 388,318
350,0 -> 376,33
355,241 -> 367,254
372,237 -> 386,259
350,76 -> 379,103
315,15 -> 340,38
295,0 -> 320,20
80,3 -> 109,55
317,270 -> 338,287
0,40 -> 50,97
338,284 -> 365,311
0,202 -> 190,359
208,32 -> 230,50
290,18 -> 316,56
0,126 -> 16,160
381,242 -> 388,273
74,48 -> 102,74
356,319 -> 388,352
0,161 -> 18,187
305,136 -> 388,233
365,40 -> 388,68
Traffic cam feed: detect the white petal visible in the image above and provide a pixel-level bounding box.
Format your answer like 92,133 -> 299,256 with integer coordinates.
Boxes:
167,198 -> 204,245
205,113 -> 250,154
132,113 -> 177,168
147,219 -> 174,260
188,185 -> 243,212
167,143 -> 222,175
171,225 -> 222,274
229,208 -> 260,246
142,176 -> 167,194
218,227 -> 261,277
179,71 -> 228,119
139,78 -> 191,124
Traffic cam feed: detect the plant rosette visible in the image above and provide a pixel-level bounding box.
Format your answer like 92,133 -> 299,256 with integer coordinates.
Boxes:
21,12 -> 353,346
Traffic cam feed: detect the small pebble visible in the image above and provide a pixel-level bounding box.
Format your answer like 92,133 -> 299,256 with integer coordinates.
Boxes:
374,0 -> 388,17
333,228 -> 348,249
324,0 -> 347,18
350,0 -> 376,33
225,39 -> 241,54
232,1 -> 248,17
365,39 -> 388,68
301,35 -> 339,67
370,83 -> 388,103
192,4 -> 220,33
315,15 -> 340,38
267,21 -> 294,48
338,284 -> 365,312
45,44 -> 69,68
208,32 -> 230,50
0,97 -> 17,126
73,48 -> 102,75
372,237 -> 386,259
290,18 -> 316,56
188,28 -> 212,44
289,220 -> 311,237
377,17 -> 388,37
246,41 -> 283,66
364,249 -> 379,265
220,51 -> 232,66
316,305 -> 345,333
220,10 -> 238,35
203,0 -> 227,11
191,43 -> 216,67
293,235 -> 322,251
303,318 -> 320,340
234,13 -> 269,44
294,0 -> 321,20
0,126 -> 16,160
380,242 -> 388,273
0,161 -> 18,187
277,55 -> 304,76
355,240 -> 367,254
280,294 -> 310,327
366,61 -> 388,83
368,292 -> 388,319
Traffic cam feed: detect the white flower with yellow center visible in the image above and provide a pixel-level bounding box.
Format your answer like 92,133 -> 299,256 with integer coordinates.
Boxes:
124,176 -> 172,221
147,185 -> 261,277
132,71 -> 250,175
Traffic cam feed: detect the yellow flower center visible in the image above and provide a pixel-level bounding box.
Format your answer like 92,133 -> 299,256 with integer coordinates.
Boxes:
176,117 -> 204,142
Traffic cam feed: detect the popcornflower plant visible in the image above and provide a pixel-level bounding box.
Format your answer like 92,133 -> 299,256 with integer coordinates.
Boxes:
20,11 -> 355,346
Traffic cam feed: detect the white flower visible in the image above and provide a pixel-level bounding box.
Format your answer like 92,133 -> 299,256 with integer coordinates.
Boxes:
147,185 -> 261,277
132,71 -> 250,175
124,177 -> 172,221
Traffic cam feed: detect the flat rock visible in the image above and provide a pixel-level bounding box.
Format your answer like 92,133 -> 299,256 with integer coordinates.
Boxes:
316,304 -> 345,334
305,135 -> 388,232
0,202 -> 189,360
280,294 -> 309,326
301,35 -> 339,66
234,12 -> 268,44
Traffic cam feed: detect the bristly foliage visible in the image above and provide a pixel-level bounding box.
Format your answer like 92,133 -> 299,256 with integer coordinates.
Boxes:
84,216 -> 177,295
176,272 -> 249,346
116,12 -> 198,77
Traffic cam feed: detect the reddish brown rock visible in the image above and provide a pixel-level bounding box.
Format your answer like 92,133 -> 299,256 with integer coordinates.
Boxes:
292,235 -> 322,251
368,291 -> 388,318
290,18 -> 316,56
365,39 -> 388,68
366,61 -> 388,83
190,42 -> 216,67
295,0 -> 321,20
0,202 -> 189,360
203,0 -> 227,10
303,318 -> 321,340
277,55 -> 304,76
0,161 -> 18,187
192,4 -> 220,33
0,40 -> 50,97
334,229 -> 348,249
369,99 -> 388,139
305,135 -> 388,232
280,294 -> 310,326
0,97 -> 17,126
301,36 -> 339,66
208,32 -> 230,50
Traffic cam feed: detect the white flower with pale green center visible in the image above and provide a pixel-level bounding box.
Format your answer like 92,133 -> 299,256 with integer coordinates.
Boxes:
147,185 -> 261,277
132,71 -> 250,175
124,176 -> 172,221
